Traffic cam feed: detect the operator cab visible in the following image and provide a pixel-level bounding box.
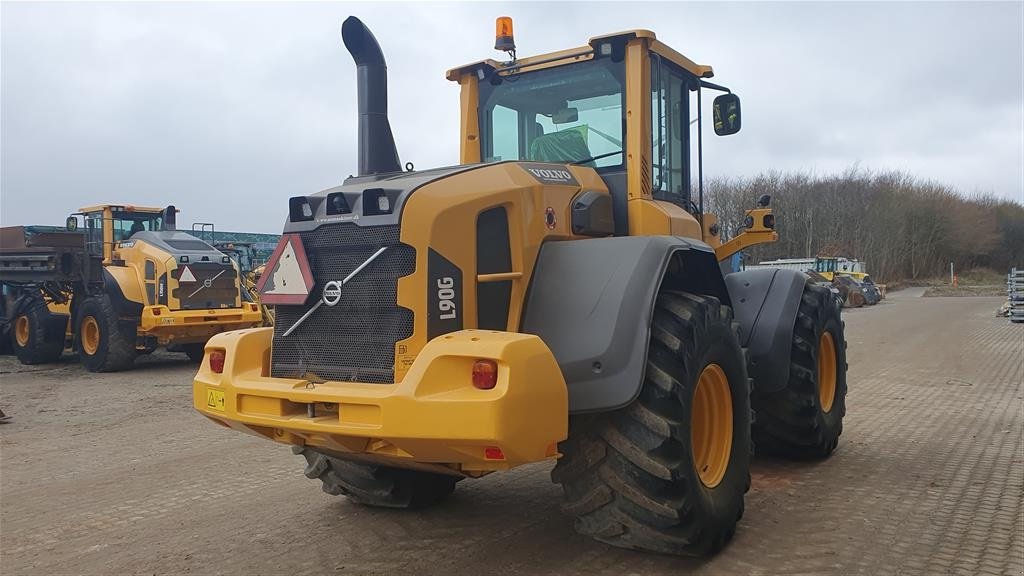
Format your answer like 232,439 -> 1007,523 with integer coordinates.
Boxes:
816,257 -> 838,274
448,26 -> 742,236
68,204 -> 179,263
215,242 -> 257,274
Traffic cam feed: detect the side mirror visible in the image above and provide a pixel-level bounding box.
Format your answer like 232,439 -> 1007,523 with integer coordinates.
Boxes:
65,216 -> 79,231
713,93 -> 741,136
552,107 -> 579,124
163,205 -> 177,231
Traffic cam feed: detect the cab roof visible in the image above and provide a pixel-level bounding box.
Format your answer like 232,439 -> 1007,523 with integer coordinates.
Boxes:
78,204 -> 167,214
445,29 -> 713,82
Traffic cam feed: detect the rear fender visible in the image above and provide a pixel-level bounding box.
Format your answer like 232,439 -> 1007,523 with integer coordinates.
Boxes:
725,268 -> 808,394
102,269 -> 144,340
521,236 -> 728,413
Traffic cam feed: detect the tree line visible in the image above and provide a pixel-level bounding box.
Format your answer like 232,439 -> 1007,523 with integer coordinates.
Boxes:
704,168 -> 1024,283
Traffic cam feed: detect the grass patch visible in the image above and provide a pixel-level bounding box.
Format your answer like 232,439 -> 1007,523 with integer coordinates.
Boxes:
956,268 -> 1009,285
923,285 -> 1007,297
915,268 -> 1009,296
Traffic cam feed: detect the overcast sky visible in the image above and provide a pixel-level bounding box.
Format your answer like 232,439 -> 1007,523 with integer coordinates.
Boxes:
2,1 -> 1022,233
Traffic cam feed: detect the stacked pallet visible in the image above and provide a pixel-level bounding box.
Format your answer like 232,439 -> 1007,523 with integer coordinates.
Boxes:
1010,268 -> 1024,323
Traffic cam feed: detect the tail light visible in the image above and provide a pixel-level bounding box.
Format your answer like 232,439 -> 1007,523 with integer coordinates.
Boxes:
484,446 -> 505,460
472,359 -> 498,390
209,349 -> 226,373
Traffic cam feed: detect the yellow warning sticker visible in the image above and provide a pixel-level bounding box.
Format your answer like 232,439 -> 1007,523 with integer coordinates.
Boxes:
206,388 -> 226,412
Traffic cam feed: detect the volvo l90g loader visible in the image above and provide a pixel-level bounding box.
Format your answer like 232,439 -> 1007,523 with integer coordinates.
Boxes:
1,204 -> 262,371
193,17 -> 847,556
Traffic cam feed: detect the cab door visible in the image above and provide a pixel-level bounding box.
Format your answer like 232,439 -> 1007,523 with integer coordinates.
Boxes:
84,211 -> 106,261
650,54 -> 694,209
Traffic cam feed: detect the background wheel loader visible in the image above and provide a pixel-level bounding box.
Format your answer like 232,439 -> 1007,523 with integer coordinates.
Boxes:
1,204 -> 262,371
193,17 -> 848,556
213,241 -> 275,326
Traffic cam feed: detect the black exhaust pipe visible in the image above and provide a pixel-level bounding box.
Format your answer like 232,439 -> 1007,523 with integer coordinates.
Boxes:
341,17 -> 401,176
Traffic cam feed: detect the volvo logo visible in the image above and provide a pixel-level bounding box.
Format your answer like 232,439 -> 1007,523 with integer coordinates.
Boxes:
321,280 -> 343,306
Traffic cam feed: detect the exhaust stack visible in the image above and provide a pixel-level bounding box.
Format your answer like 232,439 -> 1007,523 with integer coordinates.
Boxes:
342,16 -> 402,176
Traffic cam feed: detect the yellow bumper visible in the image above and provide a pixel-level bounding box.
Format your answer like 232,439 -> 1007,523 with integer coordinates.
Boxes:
140,304 -> 263,333
193,328 -> 568,474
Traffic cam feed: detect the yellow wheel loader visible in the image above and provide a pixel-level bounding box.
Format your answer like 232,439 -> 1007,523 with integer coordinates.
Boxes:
214,241 -> 275,326
1,204 -> 262,371
193,17 -> 848,556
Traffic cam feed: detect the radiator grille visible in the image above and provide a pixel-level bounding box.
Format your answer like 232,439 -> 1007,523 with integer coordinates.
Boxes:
171,262 -> 238,310
271,224 -> 415,383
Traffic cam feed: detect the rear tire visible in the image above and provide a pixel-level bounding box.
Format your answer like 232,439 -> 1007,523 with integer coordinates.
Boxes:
11,294 -> 65,365
293,447 -> 458,509
75,296 -> 137,372
551,291 -> 751,556
182,343 -> 206,363
751,282 -> 848,458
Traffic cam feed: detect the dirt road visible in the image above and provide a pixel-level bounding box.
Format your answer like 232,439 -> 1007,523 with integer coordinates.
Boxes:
2,292 -> 1021,575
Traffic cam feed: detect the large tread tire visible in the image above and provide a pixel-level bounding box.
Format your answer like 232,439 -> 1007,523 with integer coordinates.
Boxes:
75,296 -> 137,373
0,307 -> 12,355
551,291 -> 751,557
752,282 -> 848,458
293,447 -> 458,509
10,295 -> 65,365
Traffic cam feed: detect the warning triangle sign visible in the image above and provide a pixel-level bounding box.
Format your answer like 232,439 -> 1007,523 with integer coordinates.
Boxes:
179,266 -> 197,283
256,234 -> 315,305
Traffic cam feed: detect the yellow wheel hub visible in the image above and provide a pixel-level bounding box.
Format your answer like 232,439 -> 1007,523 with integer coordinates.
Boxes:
691,363 -> 733,489
14,316 -> 30,347
81,316 -> 101,356
818,331 -> 837,413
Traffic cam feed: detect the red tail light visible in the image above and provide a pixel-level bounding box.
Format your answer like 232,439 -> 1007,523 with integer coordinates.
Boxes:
209,349 -> 225,373
484,446 -> 505,460
472,359 -> 498,390
152,308 -> 161,315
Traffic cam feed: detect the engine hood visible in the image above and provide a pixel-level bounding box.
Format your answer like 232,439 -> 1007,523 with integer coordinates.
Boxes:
281,163 -> 497,233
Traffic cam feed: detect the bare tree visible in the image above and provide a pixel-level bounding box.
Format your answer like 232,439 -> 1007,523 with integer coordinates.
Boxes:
703,167 -> 1024,282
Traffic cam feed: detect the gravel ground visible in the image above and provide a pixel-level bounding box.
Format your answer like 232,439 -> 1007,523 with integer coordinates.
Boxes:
1,290 -> 1021,575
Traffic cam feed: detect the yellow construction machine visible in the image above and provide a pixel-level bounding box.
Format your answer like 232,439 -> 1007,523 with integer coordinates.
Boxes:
193,17 -> 847,556
214,241 -> 274,326
1,204 -> 262,371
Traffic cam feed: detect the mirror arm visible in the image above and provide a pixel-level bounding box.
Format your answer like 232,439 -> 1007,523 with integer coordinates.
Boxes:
697,83 -> 703,227
699,80 -> 731,94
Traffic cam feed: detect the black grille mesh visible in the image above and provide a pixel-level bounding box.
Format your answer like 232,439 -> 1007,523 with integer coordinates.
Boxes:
271,224 -> 414,383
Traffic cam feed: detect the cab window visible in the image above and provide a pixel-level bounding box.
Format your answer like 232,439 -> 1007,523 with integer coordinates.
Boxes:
490,104 -> 520,162
84,211 -> 104,257
650,55 -> 692,206
478,58 -> 626,169
111,211 -> 163,241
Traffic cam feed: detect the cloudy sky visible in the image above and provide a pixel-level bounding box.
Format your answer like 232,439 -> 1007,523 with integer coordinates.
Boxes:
2,1 -> 1022,233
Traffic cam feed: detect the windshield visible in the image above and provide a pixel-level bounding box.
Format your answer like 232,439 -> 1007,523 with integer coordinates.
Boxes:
478,58 -> 625,168
224,248 -> 254,272
112,211 -> 163,241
